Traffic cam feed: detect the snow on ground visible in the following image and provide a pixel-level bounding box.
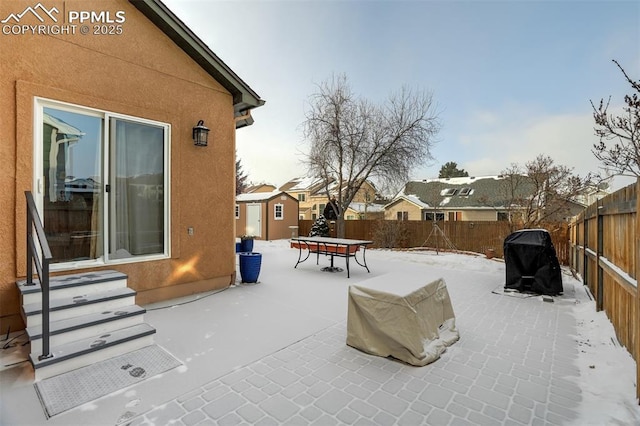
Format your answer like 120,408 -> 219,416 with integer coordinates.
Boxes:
570,298 -> 639,424
272,239 -> 640,424
1,239 -> 639,425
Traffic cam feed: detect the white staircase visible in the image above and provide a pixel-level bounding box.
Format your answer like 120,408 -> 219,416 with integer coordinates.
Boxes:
17,270 -> 156,381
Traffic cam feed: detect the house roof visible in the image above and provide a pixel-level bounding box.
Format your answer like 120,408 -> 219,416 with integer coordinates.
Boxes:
347,202 -> 385,214
236,191 -> 296,203
130,0 -> 264,128
396,175 -> 535,210
244,184 -> 277,194
279,177 -> 326,193
384,194 -> 430,210
280,177 -> 375,199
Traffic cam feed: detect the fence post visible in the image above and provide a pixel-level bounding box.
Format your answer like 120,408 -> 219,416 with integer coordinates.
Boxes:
583,213 -> 588,288
596,200 -> 604,312
574,219 -> 580,274
635,178 -> 640,401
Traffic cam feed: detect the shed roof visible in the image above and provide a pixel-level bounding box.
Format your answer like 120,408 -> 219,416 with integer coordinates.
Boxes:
130,0 -> 264,128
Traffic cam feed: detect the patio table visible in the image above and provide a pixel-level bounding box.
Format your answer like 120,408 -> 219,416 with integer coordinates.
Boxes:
290,236 -> 373,278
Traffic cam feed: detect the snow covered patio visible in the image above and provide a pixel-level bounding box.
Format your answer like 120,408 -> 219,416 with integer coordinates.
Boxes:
1,239 -> 639,425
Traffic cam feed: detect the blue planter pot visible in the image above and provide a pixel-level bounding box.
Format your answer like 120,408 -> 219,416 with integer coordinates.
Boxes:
239,252 -> 262,283
235,242 -> 241,253
240,238 -> 254,253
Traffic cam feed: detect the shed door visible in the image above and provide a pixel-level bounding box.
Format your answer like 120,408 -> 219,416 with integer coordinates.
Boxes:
246,204 -> 262,237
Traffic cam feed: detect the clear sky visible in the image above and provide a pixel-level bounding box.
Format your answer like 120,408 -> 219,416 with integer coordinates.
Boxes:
163,0 -> 639,191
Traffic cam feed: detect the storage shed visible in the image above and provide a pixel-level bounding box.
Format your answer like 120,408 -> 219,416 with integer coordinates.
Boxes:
504,229 -> 563,296
236,191 -> 299,240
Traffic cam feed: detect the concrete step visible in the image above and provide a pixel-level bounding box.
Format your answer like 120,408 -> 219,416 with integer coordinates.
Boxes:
27,305 -> 146,355
31,323 -> 156,381
23,287 -> 136,328
17,270 -> 128,305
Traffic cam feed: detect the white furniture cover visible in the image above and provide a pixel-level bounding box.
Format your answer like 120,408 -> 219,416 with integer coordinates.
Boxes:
347,277 -> 459,366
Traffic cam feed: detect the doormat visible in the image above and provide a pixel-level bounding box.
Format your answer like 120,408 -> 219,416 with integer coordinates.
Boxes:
34,344 -> 181,418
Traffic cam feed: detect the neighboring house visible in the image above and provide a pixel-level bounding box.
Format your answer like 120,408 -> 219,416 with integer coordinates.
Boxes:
0,0 -> 264,333
280,177 -> 379,220
345,202 -> 385,220
244,184 -> 277,194
385,176 -> 528,222
385,175 -> 586,223
577,181 -> 612,206
236,191 -> 299,240
279,177 -> 326,219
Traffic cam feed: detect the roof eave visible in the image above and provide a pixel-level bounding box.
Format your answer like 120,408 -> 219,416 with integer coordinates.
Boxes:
130,0 -> 265,128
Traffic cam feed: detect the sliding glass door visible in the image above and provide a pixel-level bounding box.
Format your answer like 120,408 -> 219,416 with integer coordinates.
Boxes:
109,118 -> 165,259
41,107 -> 103,263
38,100 -> 169,266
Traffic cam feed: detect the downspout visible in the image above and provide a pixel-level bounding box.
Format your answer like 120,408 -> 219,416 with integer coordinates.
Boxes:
265,200 -> 269,241
234,110 -> 252,124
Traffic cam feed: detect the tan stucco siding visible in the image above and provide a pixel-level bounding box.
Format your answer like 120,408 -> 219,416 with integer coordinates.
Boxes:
352,182 -> 376,203
384,201 -> 423,221
461,210 -> 499,221
1,0 -> 241,331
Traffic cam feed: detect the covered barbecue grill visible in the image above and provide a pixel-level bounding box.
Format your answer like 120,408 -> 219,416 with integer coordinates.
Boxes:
504,229 -> 563,296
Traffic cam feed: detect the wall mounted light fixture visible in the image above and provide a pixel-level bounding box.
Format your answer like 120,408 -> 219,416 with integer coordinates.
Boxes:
192,120 -> 210,146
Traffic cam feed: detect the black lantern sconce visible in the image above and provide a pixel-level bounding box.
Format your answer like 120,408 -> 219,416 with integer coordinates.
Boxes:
192,120 -> 210,147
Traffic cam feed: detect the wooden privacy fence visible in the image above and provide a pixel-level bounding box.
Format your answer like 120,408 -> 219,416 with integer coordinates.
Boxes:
568,181 -> 639,402
297,219 -> 570,264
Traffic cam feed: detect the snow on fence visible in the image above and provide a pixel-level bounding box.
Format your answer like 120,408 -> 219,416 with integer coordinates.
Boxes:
569,180 -> 639,402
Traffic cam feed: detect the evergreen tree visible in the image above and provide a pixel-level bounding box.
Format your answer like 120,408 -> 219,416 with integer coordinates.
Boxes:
309,215 -> 330,237
439,161 -> 469,178
236,154 -> 248,195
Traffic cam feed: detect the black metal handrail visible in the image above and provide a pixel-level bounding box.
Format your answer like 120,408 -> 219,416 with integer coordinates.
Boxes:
25,191 -> 53,360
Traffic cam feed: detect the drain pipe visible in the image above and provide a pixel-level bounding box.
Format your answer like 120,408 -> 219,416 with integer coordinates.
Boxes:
234,110 -> 252,124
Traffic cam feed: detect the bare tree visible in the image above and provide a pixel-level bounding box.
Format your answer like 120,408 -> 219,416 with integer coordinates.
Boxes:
303,74 -> 440,237
591,60 -> 640,177
498,155 -> 593,229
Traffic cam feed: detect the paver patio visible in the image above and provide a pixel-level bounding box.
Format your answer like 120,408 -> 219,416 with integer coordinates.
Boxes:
1,240 -> 637,425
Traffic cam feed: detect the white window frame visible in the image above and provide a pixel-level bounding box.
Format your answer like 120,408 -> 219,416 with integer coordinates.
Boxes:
235,204 -> 240,219
274,203 -> 284,220
34,97 -> 171,271
497,211 -> 510,221
425,212 -> 445,221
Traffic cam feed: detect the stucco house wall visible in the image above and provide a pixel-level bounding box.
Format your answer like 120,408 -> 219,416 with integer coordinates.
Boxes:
0,0 -> 262,332
462,210 -> 500,221
384,200 -> 424,221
